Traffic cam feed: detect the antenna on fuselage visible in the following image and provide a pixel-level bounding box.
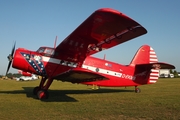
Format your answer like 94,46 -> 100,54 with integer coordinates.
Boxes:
103,54 -> 106,60
54,36 -> 58,48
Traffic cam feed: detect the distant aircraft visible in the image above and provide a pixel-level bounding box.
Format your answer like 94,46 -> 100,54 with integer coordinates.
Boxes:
16,74 -> 38,81
6,8 -> 175,100
18,70 -> 32,77
17,70 -> 38,81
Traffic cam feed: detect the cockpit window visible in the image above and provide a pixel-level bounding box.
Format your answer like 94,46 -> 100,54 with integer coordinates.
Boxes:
37,47 -> 54,56
45,48 -> 54,55
37,48 -> 45,53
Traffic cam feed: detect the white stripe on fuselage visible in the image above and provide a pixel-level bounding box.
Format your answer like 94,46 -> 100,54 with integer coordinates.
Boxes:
82,64 -> 122,77
41,56 -> 78,68
82,64 -> 136,80
42,56 -> 60,64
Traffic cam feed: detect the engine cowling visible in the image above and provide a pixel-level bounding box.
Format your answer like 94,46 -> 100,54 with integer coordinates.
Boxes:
12,48 -> 37,74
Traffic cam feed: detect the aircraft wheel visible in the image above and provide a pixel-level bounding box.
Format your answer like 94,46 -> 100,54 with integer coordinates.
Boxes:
37,90 -> 49,99
135,88 -> 141,93
33,86 -> 41,95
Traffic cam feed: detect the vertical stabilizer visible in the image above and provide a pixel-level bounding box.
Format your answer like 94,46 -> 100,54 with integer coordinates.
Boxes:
130,45 -> 158,65
131,45 -> 159,84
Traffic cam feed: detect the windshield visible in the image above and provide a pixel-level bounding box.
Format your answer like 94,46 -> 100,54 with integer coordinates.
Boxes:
37,47 -> 45,53
37,47 -> 54,56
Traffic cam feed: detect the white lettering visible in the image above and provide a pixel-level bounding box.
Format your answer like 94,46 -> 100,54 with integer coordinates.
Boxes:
121,74 -> 136,80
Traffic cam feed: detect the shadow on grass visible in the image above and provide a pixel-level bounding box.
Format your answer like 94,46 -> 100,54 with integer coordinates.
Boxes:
0,87 -> 134,102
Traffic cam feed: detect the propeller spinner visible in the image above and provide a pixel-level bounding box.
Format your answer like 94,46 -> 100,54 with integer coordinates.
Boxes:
6,42 -> 16,75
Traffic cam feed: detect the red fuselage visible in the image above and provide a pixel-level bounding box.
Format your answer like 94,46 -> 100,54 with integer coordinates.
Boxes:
12,47 -> 158,87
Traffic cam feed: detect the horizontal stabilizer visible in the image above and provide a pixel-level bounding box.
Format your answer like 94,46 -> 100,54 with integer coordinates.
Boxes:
136,62 -> 175,69
53,68 -> 108,83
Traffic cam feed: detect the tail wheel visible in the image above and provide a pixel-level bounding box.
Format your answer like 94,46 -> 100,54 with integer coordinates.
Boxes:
37,90 -> 49,99
135,87 -> 141,93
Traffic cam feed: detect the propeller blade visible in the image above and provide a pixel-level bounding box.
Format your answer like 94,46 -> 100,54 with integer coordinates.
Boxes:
11,41 -> 16,57
6,61 -> 12,75
6,42 -> 16,75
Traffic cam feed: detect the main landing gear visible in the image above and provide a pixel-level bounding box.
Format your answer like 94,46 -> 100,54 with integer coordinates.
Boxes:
135,86 -> 141,93
33,77 -> 53,100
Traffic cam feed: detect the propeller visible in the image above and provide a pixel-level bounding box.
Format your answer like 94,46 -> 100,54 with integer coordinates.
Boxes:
6,42 -> 16,75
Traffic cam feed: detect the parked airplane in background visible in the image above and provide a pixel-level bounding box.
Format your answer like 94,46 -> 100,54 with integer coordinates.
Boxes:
6,8 -> 175,100
17,70 -> 38,81
16,74 -> 38,81
18,70 -> 32,77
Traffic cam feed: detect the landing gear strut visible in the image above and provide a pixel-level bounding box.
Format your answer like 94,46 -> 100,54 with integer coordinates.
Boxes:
135,86 -> 141,93
33,76 -> 53,100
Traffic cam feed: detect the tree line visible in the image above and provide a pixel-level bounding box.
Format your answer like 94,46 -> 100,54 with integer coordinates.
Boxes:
170,69 -> 180,78
0,73 -> 22,79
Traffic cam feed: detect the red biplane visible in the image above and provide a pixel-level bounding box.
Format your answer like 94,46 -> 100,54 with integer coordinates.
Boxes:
6,8 -> 175,99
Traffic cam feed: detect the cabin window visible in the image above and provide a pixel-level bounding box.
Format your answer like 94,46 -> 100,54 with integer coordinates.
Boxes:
105,63 -> 112,67
72,63 -> 78,67
44,48 -> 54,55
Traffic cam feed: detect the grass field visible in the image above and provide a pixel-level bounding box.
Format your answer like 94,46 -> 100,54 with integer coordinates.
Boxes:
0,78 -> 180,120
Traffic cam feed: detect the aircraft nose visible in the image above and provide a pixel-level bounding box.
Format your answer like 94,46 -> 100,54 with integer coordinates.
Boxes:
12,49 -> 38,74
12,49 -> 29,71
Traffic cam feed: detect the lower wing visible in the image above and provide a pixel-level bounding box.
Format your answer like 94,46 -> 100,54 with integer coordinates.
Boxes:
53,68 -> 108,83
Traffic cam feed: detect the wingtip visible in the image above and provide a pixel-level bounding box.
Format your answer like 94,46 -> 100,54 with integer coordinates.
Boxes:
96,8 -> 121,14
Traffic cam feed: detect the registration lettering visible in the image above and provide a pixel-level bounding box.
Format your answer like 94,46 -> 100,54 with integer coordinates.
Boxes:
121,74 -> 136,80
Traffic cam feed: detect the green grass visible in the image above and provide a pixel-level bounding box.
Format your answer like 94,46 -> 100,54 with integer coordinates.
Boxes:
0,78 -> 180,120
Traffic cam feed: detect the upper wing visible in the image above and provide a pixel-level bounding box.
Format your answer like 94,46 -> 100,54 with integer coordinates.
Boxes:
53,68 -> 108,83
55,8 -> 147,64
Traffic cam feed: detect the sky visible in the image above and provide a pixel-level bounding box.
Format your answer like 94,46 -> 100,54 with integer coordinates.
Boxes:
0,0 -> 180,75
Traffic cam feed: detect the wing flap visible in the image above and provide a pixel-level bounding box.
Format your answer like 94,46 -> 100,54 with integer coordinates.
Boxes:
54,68 -> 108,83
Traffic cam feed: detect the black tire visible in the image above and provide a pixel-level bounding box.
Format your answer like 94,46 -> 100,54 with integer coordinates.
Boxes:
33,86 -> 40,95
